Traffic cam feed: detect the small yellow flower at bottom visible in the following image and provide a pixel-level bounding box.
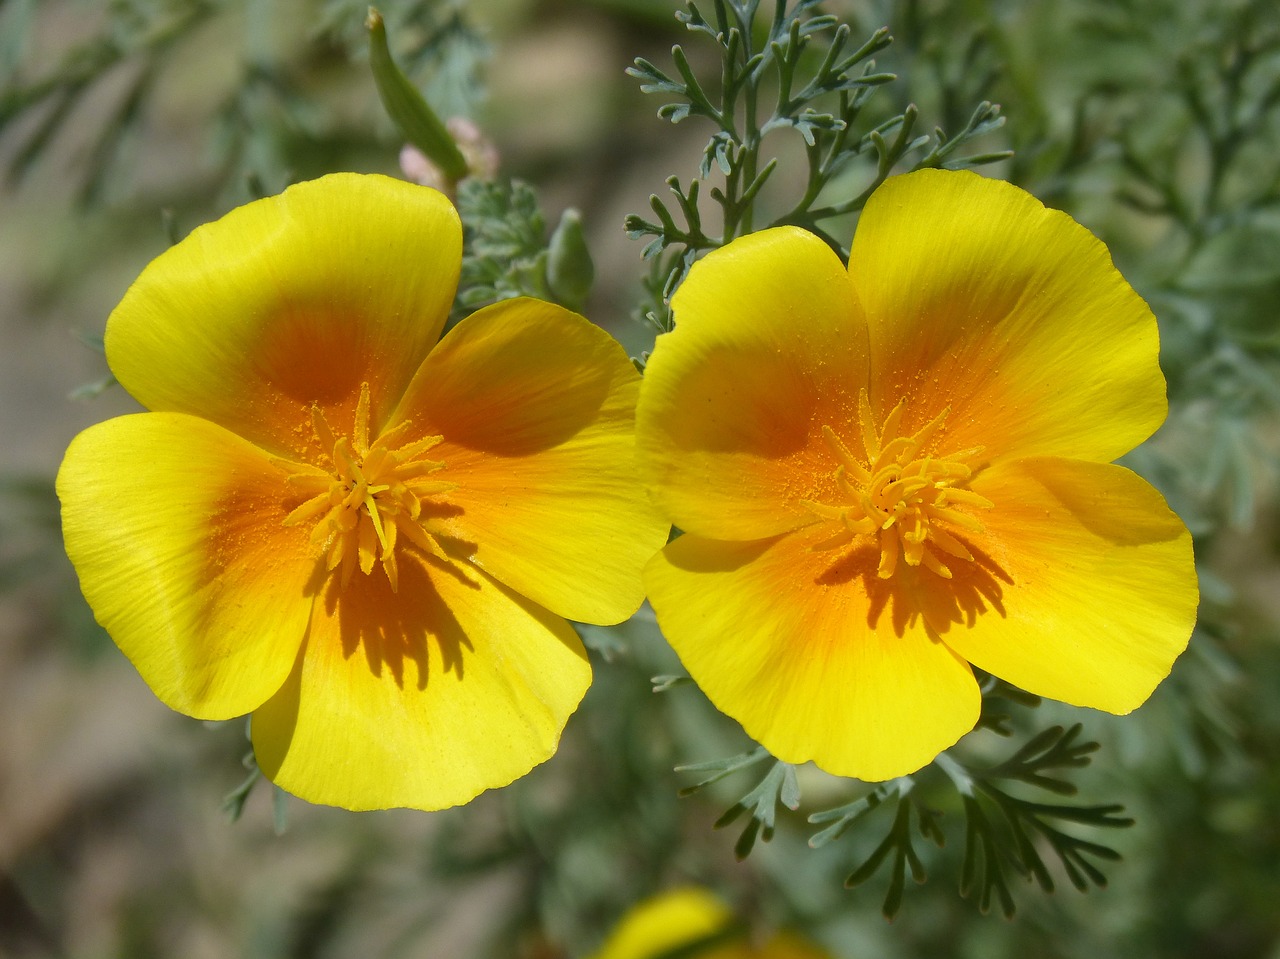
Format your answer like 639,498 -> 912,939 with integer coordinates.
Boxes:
586,888 -> 834,959
636,168 -> 1198,782
57,173 -> 669,812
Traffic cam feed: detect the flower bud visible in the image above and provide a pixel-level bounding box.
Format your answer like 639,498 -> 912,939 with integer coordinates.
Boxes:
546,208 -> 594,311
367,7 -> 468,185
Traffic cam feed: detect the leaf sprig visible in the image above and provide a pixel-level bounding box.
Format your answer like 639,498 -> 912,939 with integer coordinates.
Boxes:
626,0 -> 1010,331
674,703 -> 1133,919
453,178 -> 595,319
937,725 -> 1133,918
809,778 -> 945,919
678,749 -> 801,859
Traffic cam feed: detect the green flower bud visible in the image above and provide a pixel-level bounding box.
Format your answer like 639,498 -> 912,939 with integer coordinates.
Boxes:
546,208 -> 594,311
367,7 -> 468,185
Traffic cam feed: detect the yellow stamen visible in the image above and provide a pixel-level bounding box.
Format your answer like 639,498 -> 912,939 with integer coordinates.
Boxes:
277,382 -> 456,592
805,399 -> 991,580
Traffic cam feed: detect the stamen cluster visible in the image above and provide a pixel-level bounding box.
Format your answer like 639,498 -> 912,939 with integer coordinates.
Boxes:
804,391 -> 991,579
278,383 -> 456,591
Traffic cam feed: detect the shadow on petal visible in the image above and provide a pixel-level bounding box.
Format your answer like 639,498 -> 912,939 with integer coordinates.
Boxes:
817,539 -> 1012,640
322,552 -> 480,691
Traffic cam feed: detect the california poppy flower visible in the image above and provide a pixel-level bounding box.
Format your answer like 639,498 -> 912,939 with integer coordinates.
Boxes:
637,169 -> 1198,781
58,173 -> 667,810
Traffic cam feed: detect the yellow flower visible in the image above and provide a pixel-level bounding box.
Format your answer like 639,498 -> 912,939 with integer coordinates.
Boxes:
57,173 -> 667,811
637,169 -> 1199,782
587,887 -> 833,959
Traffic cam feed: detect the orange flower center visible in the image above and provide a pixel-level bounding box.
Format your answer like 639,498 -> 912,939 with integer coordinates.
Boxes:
803,390 -> 991,579
276,383 -> 456,592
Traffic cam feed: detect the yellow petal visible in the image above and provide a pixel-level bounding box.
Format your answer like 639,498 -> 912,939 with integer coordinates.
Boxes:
852,169 -> 1166,464
938,457 -> 1197,712
384,297 -> 669,625
57,413 -> 317,719
637,227 -> 870,540
250,551 -> 591,811
105,173 -> 462,462
587,888 -> 736,959
646,524 -> 979,781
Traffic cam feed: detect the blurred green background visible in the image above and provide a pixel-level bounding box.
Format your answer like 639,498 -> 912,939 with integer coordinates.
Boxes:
2,0 -> 1279,957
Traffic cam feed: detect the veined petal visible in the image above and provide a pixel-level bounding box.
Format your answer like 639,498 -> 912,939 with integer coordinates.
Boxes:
384,298 -> 668,625
57,413 -> 316,719
646,524 -> 979,781
250,552 -> 591,811
852,169 -> 1165,464
938,457 -> 1197,712
105,173 -> 462,461
637,227 -> 870,540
